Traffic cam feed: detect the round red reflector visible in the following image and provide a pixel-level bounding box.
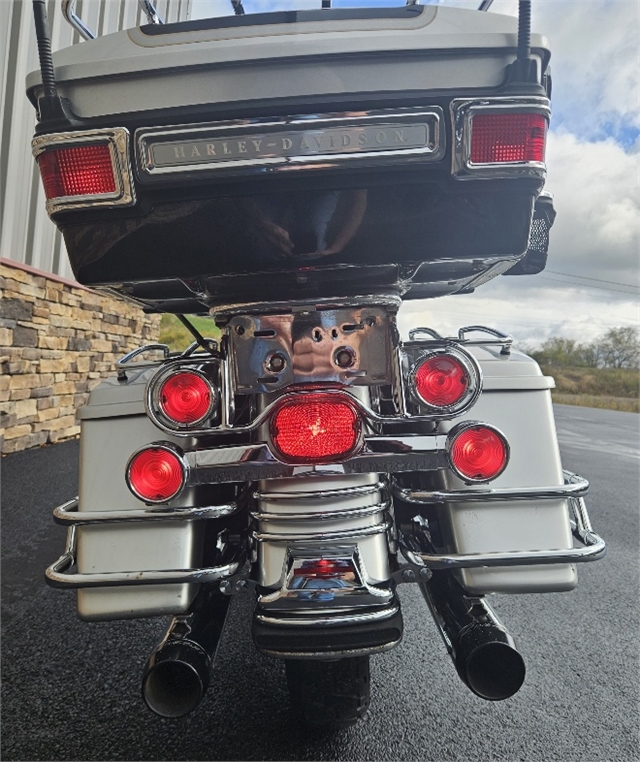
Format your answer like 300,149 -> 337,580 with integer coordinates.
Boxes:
127,448 -> 185,502
449,426 -> 508,481
414,355 -> 468,407
270,394 -> 361,463
159,372 -> 213,424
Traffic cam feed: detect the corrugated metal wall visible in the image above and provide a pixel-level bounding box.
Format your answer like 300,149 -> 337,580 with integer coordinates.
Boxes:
0,0 -> 192,279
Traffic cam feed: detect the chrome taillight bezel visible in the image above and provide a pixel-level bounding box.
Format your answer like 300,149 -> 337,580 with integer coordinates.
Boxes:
446,420 -> 510,483
451,96 -> 550,180
268,391 -> 364,465
146,364 -> 220,432
404,343 -> 482,419
32,127 -> 136,216
125,441 -> 189,504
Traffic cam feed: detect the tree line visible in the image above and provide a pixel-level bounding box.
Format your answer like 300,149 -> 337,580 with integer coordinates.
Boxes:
528,326 -> 640,369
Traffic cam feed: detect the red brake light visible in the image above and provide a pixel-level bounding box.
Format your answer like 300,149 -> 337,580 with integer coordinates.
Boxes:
159,372 -> 214,425
298,559 -> 355,578
414,355 -> 468,407
127,447 -> 186,503
449,425 -> 509,481
38,144 -> 116,199
270,393 -> 361,463
470,113 -> 547,164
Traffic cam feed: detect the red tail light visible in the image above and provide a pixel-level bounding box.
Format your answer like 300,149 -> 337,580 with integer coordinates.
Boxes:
270,393 -> 362,464
159,371 -> 214,425
297,558 -> 355,579
38,144 -> 116,199
470,113 -> 547,164
127,446 -> 186,503
414,355 -> 468,407
448,424 -> 509,482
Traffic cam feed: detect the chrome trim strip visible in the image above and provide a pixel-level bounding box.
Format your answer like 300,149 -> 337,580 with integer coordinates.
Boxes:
45,526 -> 240,589
256,604 -> 400,628
252,521 -> 391,543
184,438 -> 448,483
32,128 -> 136,216
393,471 -> 589,504
209,294 -> 403,319
259,640 -> 401,659
451,97 -> 551,180
251,500 -> 388,522
136,108 -> 444,178
61,0 -> 95,40
255,482 -> 384,501
53,497 -> 237,526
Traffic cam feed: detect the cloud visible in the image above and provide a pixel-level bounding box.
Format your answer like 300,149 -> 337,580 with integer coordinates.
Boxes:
545,131 -> 639,285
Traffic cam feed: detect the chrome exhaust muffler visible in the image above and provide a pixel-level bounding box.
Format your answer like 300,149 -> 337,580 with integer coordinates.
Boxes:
142,589 -> 231,718
419,571 -> 526,701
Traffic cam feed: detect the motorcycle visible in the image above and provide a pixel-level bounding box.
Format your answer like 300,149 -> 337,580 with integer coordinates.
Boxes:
29,0 -> 605,727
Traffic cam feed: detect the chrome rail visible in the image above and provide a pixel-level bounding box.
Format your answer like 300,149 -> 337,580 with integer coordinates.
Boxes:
138,0 -> 163,24
399,472 -> 606,570
45,526 -> 240,589
393,471 -> 589,504
61,0 -> 95,40
53,497 -> 238,526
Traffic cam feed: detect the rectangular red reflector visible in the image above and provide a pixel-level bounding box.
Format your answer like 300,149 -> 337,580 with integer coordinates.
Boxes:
470,113 -> 547,164
38,144 -> 116,199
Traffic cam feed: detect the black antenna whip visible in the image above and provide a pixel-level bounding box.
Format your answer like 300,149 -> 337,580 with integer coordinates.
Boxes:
32,0 -> 57,99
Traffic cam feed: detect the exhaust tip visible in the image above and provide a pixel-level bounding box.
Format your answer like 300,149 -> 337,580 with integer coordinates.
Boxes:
464,641 -> 526,701
142,643 -> 210,718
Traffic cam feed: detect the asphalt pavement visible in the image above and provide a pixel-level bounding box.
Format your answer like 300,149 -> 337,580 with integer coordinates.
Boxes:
1,404 -> 638,762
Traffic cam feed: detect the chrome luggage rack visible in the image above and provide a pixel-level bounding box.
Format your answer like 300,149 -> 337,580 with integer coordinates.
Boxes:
395,471 -> 606,570
45,498 -> 242,589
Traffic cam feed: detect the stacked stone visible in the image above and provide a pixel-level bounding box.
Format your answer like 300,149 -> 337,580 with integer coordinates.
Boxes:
0,260 -> 161,454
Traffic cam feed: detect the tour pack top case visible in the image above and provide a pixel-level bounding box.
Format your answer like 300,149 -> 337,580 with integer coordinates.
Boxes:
27,4 -> 553,313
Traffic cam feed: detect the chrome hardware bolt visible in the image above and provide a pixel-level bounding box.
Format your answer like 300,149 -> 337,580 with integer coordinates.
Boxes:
402,569 -> 416,582
334,347 -> 356,369
266,353 -> 287,373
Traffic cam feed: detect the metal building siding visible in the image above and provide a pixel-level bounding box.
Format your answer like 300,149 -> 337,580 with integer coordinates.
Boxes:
0,0 -> 192,279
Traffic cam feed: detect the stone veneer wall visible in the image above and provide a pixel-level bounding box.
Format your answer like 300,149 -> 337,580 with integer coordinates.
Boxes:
0,258 -> 161,455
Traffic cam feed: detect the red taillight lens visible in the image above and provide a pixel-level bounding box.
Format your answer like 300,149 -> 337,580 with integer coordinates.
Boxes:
38,144 -> 116,199
298,559 -> 355,578
127,447 -> 185,502
270,393 -> 361,463
159,372 -> 213,425
470,113 -> 547,164
414,355 -> 468,407
449,425 -> 508,481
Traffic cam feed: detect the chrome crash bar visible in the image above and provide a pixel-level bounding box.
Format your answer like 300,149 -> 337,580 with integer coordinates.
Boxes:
397,472 -> 606,570
45,498 -> 242,589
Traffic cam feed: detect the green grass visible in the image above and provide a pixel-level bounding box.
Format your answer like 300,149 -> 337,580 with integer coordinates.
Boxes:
542,365 -> 639,413
159,314 -> 221,352
551,393 -> 639,413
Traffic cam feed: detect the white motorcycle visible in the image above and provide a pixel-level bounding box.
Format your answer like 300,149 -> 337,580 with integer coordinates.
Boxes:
29,0 -> 605,727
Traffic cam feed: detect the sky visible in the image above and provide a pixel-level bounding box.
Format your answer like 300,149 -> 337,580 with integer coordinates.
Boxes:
190,0 -> 639,347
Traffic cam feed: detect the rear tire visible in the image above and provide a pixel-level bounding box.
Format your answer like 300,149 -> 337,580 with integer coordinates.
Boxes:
285,656 -> 370,728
